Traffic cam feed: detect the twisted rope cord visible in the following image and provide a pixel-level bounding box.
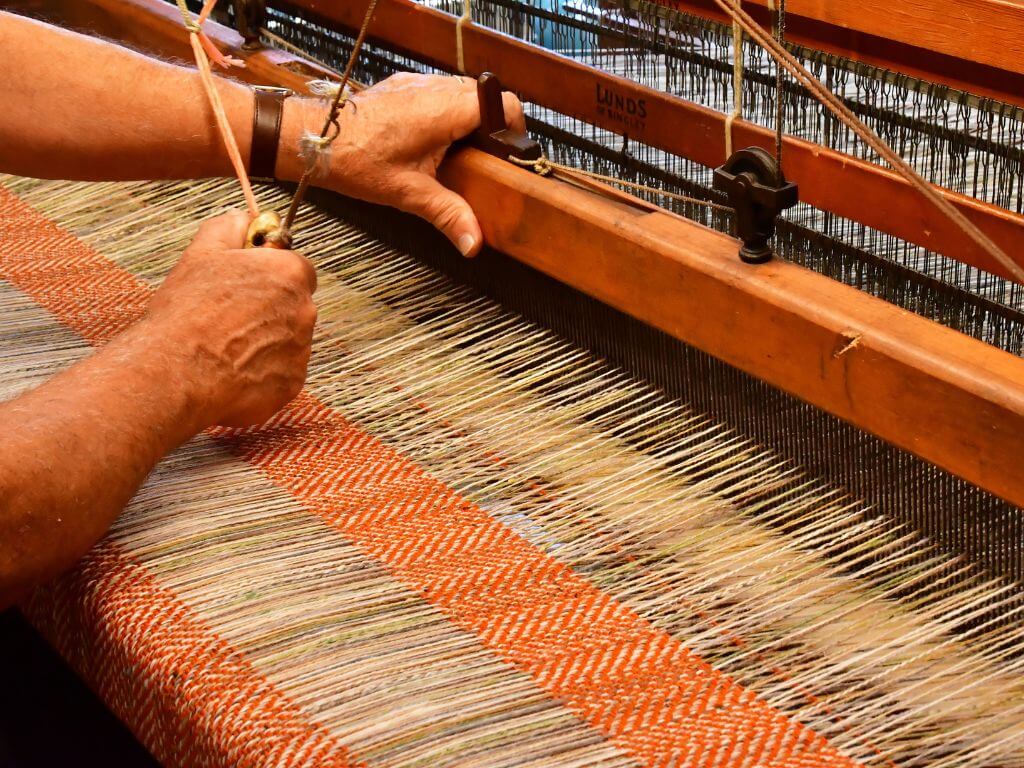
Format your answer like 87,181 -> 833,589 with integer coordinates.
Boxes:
509,156 -> 733,213
175,0 -> 259,217
711,0 -> 1024,283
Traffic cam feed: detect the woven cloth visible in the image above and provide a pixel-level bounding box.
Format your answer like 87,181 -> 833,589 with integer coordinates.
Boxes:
0,176 -> 1021,768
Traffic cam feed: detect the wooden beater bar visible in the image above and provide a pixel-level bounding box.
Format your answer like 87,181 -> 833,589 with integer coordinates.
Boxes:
642,0 -> 1024,109
30,0 -> 1024,506
279,0 -> 1024,285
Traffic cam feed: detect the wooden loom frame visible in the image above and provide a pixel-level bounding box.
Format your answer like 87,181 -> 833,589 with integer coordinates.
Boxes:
278,0 -> 1024,285
21,0 -> 1024,509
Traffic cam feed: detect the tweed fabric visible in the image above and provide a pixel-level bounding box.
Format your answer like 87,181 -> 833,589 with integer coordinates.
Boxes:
2,177 -> 1022,767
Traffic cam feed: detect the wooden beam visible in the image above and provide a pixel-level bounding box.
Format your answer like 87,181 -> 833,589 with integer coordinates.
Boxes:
442,150 -> 1024,509
36,0 -> 1024,505
281,0 -> 1024,285
645,0 -> 1024,108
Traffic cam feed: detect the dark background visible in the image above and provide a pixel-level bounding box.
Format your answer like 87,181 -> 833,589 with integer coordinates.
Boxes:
0,610 -> 158,767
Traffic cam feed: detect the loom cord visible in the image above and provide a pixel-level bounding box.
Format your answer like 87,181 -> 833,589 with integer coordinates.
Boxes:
772,0 -> 786,174
711,0 -> 1024,284
175,0 -> 260,218
508,156 -> 733,213
457,0 -> 473,74
724,3 -> 743,159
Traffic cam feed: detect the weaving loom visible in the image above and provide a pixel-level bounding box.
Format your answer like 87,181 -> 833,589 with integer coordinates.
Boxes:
3,0 -> 1024,765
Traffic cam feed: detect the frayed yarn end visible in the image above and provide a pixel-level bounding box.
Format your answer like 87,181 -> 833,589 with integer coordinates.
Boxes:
307,79 -> 351,102
200,32 -> 245,69
299,132 -> 333,177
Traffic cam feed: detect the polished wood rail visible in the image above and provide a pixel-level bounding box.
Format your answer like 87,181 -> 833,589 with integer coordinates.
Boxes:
32,0 -> 1024,505
278,0 -> 1024,284
646,0 -> 1024,108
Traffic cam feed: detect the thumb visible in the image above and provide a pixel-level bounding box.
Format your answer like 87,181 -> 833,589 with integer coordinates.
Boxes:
402,174 -> 484,257
192,210 -> 250,251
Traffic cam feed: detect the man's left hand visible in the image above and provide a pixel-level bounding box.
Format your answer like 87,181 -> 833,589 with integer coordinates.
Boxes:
284,73 -> 526,258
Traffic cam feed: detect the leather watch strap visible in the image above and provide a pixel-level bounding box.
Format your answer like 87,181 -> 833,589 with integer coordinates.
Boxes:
250,86 -> 292,182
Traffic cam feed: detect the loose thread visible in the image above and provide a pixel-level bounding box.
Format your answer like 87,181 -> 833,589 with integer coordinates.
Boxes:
308,79 -> 346,100
300,133 -> 334,177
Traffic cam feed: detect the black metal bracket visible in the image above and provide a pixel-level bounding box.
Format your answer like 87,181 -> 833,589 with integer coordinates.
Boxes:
713,147 -> 798,264
232,0 -> 267,50
470,73 -> 542,163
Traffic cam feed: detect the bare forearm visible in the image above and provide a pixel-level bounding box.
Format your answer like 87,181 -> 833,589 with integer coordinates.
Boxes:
0,319 -> 208,607
0,10 -> 313,182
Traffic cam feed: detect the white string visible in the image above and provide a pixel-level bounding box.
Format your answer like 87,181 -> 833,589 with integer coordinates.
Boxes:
456,0 -> 472,74
299,132 -> 333,177
308,79 -> 344,99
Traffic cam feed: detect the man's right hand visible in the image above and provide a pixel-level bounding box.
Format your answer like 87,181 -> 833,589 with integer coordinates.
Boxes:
146,211 -> 317,428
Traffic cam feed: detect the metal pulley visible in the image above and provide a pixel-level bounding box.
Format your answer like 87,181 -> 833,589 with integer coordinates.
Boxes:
713,147 -> 798,264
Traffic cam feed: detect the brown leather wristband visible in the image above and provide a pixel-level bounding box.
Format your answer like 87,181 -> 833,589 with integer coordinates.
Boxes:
249,86 -> 292,182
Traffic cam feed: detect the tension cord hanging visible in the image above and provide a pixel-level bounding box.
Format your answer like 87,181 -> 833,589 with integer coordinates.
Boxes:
176,0 -> 297,247
175,0 -> 258,218
771,0 -> 786,174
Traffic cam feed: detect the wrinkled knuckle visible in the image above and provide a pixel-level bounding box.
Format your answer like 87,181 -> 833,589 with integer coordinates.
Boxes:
285,375 -> 305,403
430,200 -> 462,232
279,254 -> 309,290
299,300 -> 318,331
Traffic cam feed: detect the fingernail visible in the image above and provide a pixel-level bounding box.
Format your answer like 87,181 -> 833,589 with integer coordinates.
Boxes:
457,234 -> 477,257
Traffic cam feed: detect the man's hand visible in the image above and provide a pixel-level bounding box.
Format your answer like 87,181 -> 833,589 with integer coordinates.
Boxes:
1,14 -> 524,257
0,211 -> 317,606
147,211 -> 317,428
285,73 -> 526,258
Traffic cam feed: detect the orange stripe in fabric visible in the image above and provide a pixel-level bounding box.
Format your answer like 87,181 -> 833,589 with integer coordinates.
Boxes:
0,186 -> 862,768
21,542 -> 360,768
